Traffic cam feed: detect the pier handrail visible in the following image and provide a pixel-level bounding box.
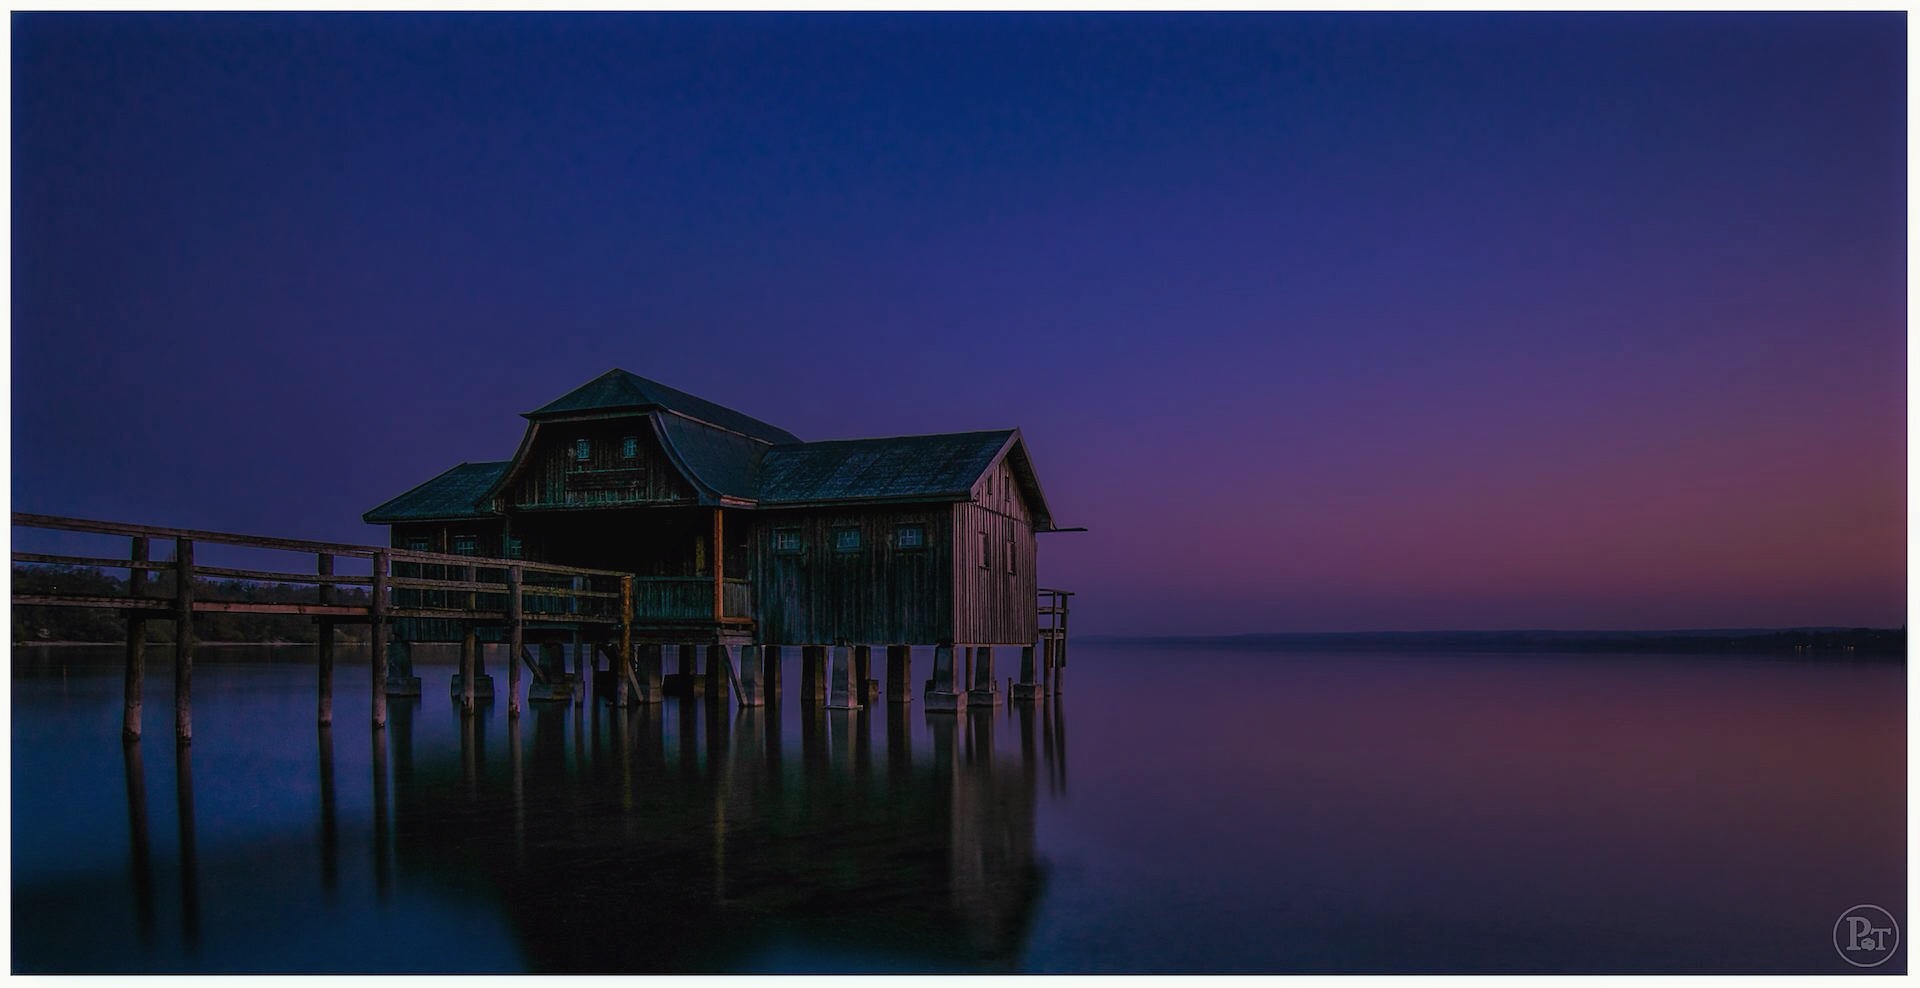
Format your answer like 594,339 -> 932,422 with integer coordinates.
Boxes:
12,511 -> 641,741
11,512 -> 629,579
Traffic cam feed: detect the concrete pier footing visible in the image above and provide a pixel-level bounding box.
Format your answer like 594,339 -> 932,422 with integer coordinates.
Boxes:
966,646 -> 1002,707
924,644 -> 968,712
450,674 -> 496,699
827,645 -> 861,709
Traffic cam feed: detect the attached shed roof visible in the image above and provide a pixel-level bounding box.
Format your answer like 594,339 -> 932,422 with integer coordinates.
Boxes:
758,430 -> 1016,505
363,461 -> 509,523
655,415 -> 768,502
525,368 -> 800,445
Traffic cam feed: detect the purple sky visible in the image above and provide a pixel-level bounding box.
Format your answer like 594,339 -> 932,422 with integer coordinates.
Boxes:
12,13 -> 1905,634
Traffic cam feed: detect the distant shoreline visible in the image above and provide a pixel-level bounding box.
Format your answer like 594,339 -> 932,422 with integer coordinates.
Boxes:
1078,627 -> 1906,655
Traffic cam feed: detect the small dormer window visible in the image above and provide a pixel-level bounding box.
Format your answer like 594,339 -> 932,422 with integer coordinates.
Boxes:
773,528 -> 802,554
834,527 -> 862,553
621,436 -> 638,459
575,439 -> 591,461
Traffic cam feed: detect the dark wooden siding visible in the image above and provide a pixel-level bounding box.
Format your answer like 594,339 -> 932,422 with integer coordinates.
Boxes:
388,520 -> 508,642
951,455 -> 1038,645
749,505 -> 953,645
389,521 -> 507,556
509,416 -> 696,510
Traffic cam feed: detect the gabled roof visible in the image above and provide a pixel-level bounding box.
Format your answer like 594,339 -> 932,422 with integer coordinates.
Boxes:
525,368 -> 800,445
363,461 -> 509,524
758,428 -> 1030,505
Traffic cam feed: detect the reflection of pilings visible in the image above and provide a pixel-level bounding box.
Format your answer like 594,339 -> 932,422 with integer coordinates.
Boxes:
705,688 -> 731,773
122,740 -> 155,947
590,694 -> 604,770
827,704 -> 859,778
886,703 -> 913,783
461,709 -> 479,799
1016,701 -> 1037,791
532,702 -> 568,782
633,701 -> 666,777
572,695 -> 586,774
1046,695 -> 1067,795
174,743 -> 200,954
800,702 -> 827,782
855,705 -> 873,780
678,698 -> 701,780
319,725 -> 339,897
763,695 -> 783,796
928,708 -> 961,782
965,704 -> 995,776
615,704 -> 635,813
372,725 -> 392,900
509,714 -> 525,866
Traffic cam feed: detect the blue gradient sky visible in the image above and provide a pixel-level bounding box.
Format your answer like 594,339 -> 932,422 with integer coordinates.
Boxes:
12,13 -> 1905,633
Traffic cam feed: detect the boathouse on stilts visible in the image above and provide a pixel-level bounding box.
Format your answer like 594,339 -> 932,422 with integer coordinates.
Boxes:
362,368 -> 1075,712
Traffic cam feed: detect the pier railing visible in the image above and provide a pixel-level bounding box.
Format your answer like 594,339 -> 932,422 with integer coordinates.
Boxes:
10,512 -> 634,741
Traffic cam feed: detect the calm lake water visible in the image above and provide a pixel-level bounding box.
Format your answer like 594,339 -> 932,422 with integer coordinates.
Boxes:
11,642 -> 1905,973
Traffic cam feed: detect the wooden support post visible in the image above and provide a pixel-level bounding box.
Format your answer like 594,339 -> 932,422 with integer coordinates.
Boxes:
617,575 -> 636,704
459,623 -> 478,712
712,508 -> 724,620
762,644 -> 782,698
172,537 -> 194,744
705,643 -> 730,701
508,565 -> 524,718
635,643 -> 664,704
800,645 -> 827,705
706,644 -> 733,705
371,550 -> 389,730
737,644 -> 766,707
853,644 -> 872,705
317,553 -> 335,727
571,630 -> 585,706
885,645 -> 912,704
123,536 -> 149,742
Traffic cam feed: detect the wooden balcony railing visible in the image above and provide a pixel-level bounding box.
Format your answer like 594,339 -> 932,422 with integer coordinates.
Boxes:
630,576 -> 754,624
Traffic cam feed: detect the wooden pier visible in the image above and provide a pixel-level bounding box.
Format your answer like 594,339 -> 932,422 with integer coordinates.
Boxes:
11,512 -> 634,742
13,510 -> 1074,743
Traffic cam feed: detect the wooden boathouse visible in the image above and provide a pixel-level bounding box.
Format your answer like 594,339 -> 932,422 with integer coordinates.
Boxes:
363,368 -> 1074,712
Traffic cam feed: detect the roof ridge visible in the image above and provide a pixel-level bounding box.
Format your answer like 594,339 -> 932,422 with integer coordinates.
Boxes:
774,427 -> 1015,449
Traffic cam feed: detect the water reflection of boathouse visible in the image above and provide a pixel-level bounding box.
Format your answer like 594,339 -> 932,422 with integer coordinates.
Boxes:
374,693 -> 1066,971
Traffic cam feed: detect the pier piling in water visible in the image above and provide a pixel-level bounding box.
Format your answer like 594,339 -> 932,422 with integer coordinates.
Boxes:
173,537 -> 194,745
886,645 -> 912,704
317,553 -> 335,727
123,536 -> 149,742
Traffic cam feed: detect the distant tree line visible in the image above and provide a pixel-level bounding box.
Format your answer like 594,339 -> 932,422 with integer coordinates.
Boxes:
11,565 -> 372,644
